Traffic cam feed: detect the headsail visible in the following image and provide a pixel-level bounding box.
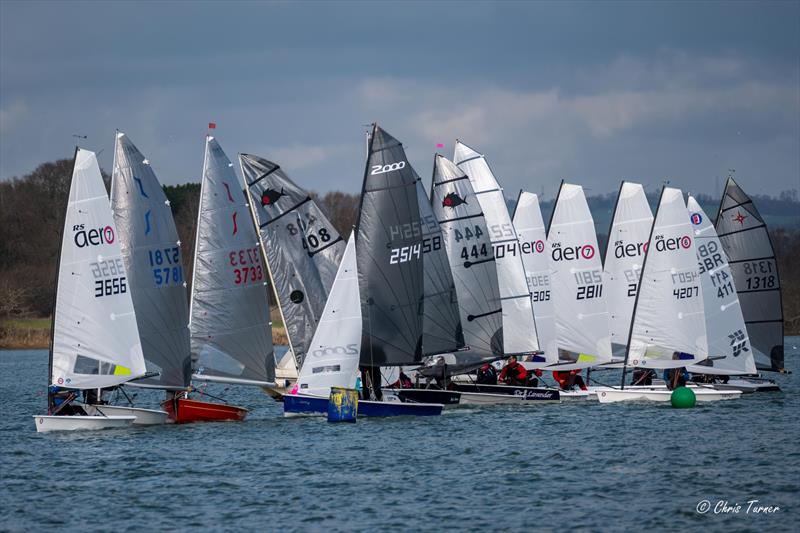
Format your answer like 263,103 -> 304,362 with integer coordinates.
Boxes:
111,132 -> 191,389
189,137 -> 275,385
547,182 -> 612,368
356,124 -> 424,367
295,234 -> 361,397
626,187 -> 708,369
602,182 -> 653,355
239,153 -> 345,369
454,141 -> 540,356
686,195 -> 756,375
430,154 -> 503,369
512,192 -> 558,365
714,177 -> 784,372
51,149 -> 146,389
416,179 -> 464,356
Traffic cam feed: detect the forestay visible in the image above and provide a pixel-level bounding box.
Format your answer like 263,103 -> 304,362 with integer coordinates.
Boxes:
240,153 -> 344,369
686,196 -> 756,375
627,187 -> 708,369
51,149 -> 146,389
189,137 -> 275,385
111,133 -> 191,390
714,177 -> 784,372
454,141 -> 540,356
512,192 -> 557,365
547,182 -> 611,368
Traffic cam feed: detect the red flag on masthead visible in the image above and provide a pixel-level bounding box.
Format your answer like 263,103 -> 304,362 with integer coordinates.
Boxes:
208,122 -> 216,129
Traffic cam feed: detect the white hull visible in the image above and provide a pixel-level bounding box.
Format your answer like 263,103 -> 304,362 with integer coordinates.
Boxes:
596,388 -> 742,404
79,404 -> 168,425
558,390 -> 591,402
33,414 -> 136,433
457,391 -> 560,406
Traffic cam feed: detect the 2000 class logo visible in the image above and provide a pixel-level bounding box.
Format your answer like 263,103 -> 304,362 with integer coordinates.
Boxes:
73,224 -> 115,248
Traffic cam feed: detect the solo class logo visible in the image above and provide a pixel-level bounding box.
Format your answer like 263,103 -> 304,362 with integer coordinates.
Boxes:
442,192 -> 468,209
73,224 -> 115,248
261,187 -> 286,206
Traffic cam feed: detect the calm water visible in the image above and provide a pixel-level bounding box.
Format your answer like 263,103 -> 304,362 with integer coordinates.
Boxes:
2,341 -> 799,532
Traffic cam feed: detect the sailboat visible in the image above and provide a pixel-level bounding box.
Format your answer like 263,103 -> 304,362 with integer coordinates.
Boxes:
111,132 -> 248,422
715,176 -> 785,375
188,136 -> 276,389
598,187 -> 740,403
239,153 -> 346,394
34,149 -> 149,432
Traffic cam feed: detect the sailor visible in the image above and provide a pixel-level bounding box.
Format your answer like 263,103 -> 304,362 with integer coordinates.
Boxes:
552,369 -> 588,391
631,368 -> 655,386
498,356 -> 529,386
388,371 -> 413,389
476,362 -> 498,384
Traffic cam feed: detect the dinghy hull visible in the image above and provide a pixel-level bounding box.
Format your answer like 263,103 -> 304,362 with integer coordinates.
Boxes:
79,404 -> 169,425
33,414 -> 136,433
385,388 -> 462,407
161,398 -> 248,423
596,388 -> 742,403
450,383 -> 560,405
282,393 -> 443,417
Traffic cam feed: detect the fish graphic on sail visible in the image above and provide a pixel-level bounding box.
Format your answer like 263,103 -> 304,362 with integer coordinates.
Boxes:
189,137 -> 275,386
685,195 -> 756,375
512,191 -> 558,365
111,132 -> 191,390
454,141 -> 540,358
602,182 -> 653,358
547,182 -> 612,369
714,177 -> 784,372
239,153 -> 345,369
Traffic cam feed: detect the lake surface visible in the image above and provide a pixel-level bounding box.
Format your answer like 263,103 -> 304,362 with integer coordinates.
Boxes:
2,340 -> 798,532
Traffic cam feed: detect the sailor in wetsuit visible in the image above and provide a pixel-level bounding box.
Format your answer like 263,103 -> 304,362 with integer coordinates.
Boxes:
476,362 -> 498,384
388,370 -> 414,389
498,356 -> 529,386
553,369 -> 588,391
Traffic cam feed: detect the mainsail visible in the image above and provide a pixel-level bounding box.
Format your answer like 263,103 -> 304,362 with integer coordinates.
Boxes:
512,192 -> 558,365
602,182 -> 653,355
111,132 -> 191,390
356,124 -> 424,367
626,187 -> 708,369
430,154 -> 503,368
50,148 -> 146,390
189,137 -> 275,385
714,177 -> 784,372
239,154 -> 344,368
416,179 -> 464,356
686,195 -> 756,375
295,234 -> 361,397
454,141 -> 540,355
547,182 -> 612,368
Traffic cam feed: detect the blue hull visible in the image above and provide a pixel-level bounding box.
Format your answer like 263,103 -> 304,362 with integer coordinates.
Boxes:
283,394 -> 442,417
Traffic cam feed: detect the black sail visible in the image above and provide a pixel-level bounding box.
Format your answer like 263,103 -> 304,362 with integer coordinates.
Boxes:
356,125 -> 425,366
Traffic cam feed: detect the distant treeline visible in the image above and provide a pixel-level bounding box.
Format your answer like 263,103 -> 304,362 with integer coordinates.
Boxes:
1,158 -> 798,334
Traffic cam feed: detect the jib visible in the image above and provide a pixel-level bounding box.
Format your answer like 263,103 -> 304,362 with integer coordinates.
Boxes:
74,225 -> 115,247
615,241 -> 648,258
552,244 -> 595,261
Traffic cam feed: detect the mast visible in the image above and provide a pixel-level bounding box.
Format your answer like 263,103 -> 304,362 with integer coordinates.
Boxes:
602,180 -> 626,268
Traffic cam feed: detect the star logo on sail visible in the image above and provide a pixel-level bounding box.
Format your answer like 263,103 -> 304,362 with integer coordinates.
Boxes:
261,187 -> 286,206
442,192 -> 468,209
733,211 -> 747,226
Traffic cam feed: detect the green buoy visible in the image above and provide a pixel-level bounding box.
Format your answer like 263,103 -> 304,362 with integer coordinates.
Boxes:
671,386 -> 696,408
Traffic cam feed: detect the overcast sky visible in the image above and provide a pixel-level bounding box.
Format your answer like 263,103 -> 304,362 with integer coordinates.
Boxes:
1,0 -> 798,199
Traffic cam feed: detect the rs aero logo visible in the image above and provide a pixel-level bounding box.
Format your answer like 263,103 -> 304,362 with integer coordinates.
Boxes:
614,241 -> 648,258
73,224 -> 114,248
551,243 -> 595,261
371,161 -> 406,175
653,234 -> 691,251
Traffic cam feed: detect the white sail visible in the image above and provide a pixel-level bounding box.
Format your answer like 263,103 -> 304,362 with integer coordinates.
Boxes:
686,196 -> 756,375
295,234 -> 361,397
547,182 -> 611,368
51,149 -> 146,389
189,137 -> 275,385
512,192 -> 557,365
602,182 -> 653,353
627,187 -> 708,369
454,141 -> 539,355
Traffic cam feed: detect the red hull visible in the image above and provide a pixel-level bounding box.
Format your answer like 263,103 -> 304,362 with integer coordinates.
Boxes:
161,398 -> 248,424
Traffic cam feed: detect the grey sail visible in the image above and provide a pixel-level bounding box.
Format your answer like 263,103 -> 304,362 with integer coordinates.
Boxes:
189,137 -> 275,385
430,154 -> 503,370
111,132 -> 191,390
239,153 -> 344,368
416,179 -> 464,356
715,176 -> 784,372
356,124 -> 424,367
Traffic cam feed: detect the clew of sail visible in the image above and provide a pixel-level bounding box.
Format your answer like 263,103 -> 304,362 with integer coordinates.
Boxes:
512,192 -> 558,365
111,133 -> 191,390
239,154 -> 345,369
627,187 -> 708,369
51,149 -> 146,390
714,177 -> 784,372
686,195 -> 756,375
189,137 -> 275,385
454,141 -> 540,356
